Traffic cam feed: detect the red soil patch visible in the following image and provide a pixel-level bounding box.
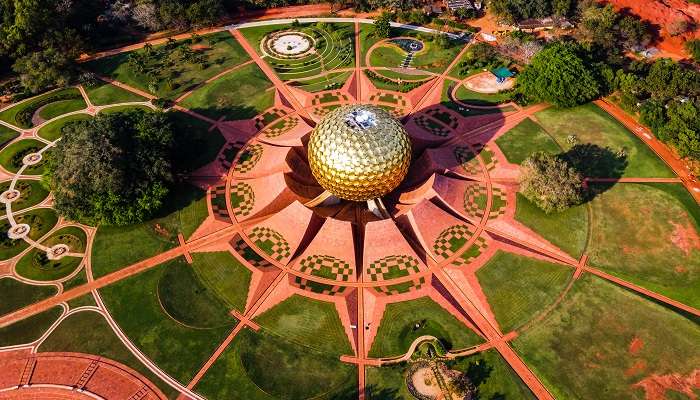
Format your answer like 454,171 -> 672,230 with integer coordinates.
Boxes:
634,369 -> 700,400
601,0 -> 700,58
670,221 -> 700,256
625,359 -> 648,377
628,336 -> 644,355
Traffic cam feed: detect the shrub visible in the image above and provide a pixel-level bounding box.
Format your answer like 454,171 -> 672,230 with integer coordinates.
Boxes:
519,152 -> 585,213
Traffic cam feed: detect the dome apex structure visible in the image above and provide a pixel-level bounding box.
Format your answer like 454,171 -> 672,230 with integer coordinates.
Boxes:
307,105 -> 412,202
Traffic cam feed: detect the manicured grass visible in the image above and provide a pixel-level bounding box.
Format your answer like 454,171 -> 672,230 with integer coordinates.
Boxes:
38,310 -> 178,399
476,251 -> 573,332
0,277 -> 57,316
0,138 -> 50,174
0,124 -> 19,148
169,111 -> 224,173
254,294 -> 352,356
441,81 -> 508,117
514,274 -> 700,399
98,104 -> 153,114
14,226 -> 87,281
158,258 -> 236,328
495,118 -> 562,165
239,23 -> 293,56
534,103 -> 674,178
374,68 -> 432,81
370,45 -> 407,68
587,183 -> 700,308
91,183 -> 206,277
407,40 -> 464,74
515,193 -> 589,258
67,294 -> 97,309
85,81 -> 147,105
0,179 -> 50,216
366,363 -> 414,399
180,63 -> 274,121
85,31 -> 250,100
99,258 -> 236,383
0,88 -> 82,128
36,113 -> 92,141
445,349 -> 536,399
61,268 -> 87,291
36,98 -> 86,121
195,329 -> 358,400
455,84 -> 511,106
290,71 -> 352,93
0,306 -> 62,346
0,208 -> 58,260
191,251 -> 252,313
369,296 -> 484,358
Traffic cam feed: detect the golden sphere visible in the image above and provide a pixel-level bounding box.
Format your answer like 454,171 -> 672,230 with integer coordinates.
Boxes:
308,105 -> 412,202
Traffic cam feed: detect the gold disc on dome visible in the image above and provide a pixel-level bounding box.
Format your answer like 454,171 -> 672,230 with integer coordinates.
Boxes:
307,105 -> 412,202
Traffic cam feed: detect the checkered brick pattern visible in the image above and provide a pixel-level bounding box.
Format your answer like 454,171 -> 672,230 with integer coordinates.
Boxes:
262,116 -> 299,138
377,104 -> 406,119
451,235 -> 488,267
255,108 -> 288,130
373,277 -> 426,295
463,182 -> 488,220
311,92 -> 349,106
433,224 -> 476,261
489,187 -> 507,219
218,143 -> 243,171
312,104 -> 341,118
230,182 -> 255,217
233,143 -> 263,174
292,276 -> 346,296
299,254 -> 353,282
232,235 -> 273,268
368,93 -> 408,108
210,185 -> 230,220
366,255 -> 421,281
470,143 -> 497,171
248,226 -> 291,262
453,146 -> 483,175
414,115 -> 451,137
426,107 -> 459,129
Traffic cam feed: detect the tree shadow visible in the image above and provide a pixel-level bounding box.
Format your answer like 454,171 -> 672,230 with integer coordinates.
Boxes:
560,143 -> 628,199
363,385 -> 401,400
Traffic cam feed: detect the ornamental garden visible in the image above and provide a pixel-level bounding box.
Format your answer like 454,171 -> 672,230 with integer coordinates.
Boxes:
0,17 -> 698,400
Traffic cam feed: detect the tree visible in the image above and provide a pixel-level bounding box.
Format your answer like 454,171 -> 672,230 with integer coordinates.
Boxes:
685,39 -> 700,63
373,12 -> 391,38
618,15 -> 651,50
579,4 -> 618,48
45,110 -> 174,225
519,152 -> 585,213
668,19 -> 689,36
132,2 -> 162,31
517,42 -> 600,107
12,31 -> 82,93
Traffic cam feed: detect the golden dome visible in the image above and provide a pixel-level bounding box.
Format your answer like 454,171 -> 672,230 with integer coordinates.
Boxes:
308,105 -> 412,202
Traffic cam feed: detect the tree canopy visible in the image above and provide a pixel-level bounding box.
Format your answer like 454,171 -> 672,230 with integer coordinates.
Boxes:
516,42 -> 600,107
45,110 -> 174,225
519,152 -> 585,213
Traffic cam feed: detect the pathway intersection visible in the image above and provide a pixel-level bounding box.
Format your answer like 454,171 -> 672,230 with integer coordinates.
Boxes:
0,16 -> 698,400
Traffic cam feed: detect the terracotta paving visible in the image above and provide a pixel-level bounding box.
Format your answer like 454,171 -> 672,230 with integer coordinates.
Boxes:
0,15 -> 698,400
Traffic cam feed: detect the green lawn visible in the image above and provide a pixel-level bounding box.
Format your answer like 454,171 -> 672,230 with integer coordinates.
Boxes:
36,113 -> 92,141
158,258 -> 236,328
239,23 -> 292,56
374,68 -> 432,81
534,104 -> 674,178
90,183 -> 206,277
38,310 -> 178,399
0,138 -> 50,174
476,251 -> 573,332
62,268 -> 87,291
191,251 -> 252,313
0,277 -> 57,316
587,183 -> 700,308
515,193 -> 589,258
36,98 -> 86,121
514,274 -> 700,399
0,306 -> 62,346
366,363 -> 414,399
99,258 -> 236,383
370,45 -> 406,68
369,297 -> 484,358
455,84 -> 512,106
98,104 -> 154,114
0,88 -> 82,128
180,63 -> 274,120
0,124 -> 20,148
85,31 -> 250,100
67,293 -> 97,309
15,226 -> 87,281
254,294 -> 352,356
0,208 -> 58,260
495,118 -> 562,165
290,71 -> 352,93
195,329 -> 358,400
85,81 -> 147,105
0,179 -> 50,216
169,111 -> 224,173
